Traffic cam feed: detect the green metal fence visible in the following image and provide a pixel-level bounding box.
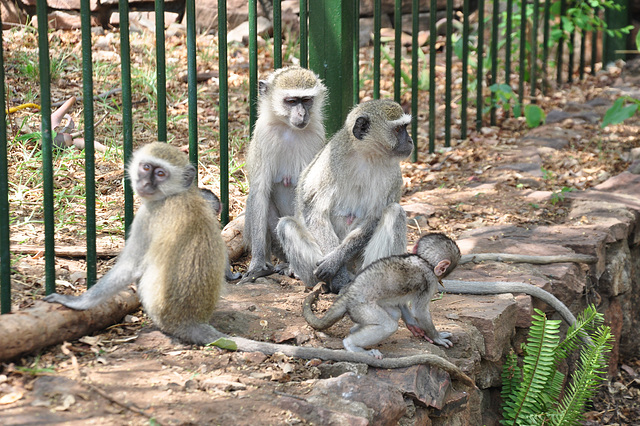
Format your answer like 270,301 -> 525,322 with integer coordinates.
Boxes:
0,0 -> 631,314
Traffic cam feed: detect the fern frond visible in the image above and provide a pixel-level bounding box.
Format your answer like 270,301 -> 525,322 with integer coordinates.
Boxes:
556,305 -> 602,360
509,309 -> 561,424
500,351 -> 522,424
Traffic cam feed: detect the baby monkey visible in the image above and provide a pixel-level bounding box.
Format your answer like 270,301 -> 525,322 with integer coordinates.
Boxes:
304,233 -> 460,358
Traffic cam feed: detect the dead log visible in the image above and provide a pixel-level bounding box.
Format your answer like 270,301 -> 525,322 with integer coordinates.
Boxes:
0,290 -> 140,362
222,215 -> 245,262
11,244 -> 119,258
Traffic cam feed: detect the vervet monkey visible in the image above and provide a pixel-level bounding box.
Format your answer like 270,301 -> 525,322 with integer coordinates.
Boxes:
44,143 -> 475,387
199,187 -> 241,280
277,99 -> 412,293
242,66 -> 327,283
304,233 -> 461,358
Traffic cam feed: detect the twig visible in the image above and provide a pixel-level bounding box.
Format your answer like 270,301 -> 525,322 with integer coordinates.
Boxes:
52,88 -> 123,108
11,244 -> 119,258
84,381 -> 164,425
460,253 -> 597,265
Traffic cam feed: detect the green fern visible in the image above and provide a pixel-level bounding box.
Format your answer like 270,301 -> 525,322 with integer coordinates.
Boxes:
500,305 -> 613,426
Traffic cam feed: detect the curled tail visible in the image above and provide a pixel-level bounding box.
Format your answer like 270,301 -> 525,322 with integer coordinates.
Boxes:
303,289 -> 348,330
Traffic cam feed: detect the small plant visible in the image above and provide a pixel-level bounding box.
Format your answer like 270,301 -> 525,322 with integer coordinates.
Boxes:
550,187 -> 574,205
500,305 -> 613,425
380,45 -> 429,92
524,104 -> 545,128
601,96 -> 640,128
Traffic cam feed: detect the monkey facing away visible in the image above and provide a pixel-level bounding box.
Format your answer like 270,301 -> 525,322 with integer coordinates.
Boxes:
277,99 -> 413,293
304,233 -> 461,358
242,66 -> 327,283
44,142 -> 475,387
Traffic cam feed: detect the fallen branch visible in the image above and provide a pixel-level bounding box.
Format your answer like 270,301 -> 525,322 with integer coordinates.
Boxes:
0,289 -> 140,362
222,215 -> 245,262
11,245 -> 120,258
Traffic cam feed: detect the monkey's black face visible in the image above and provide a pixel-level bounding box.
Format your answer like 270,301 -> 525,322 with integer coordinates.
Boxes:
285,96 -> 314,129
136,162 -> 169,197
392,124 -> 414,157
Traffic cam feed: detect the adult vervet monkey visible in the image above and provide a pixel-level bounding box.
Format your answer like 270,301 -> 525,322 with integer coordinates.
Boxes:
242,66 -> 327,283
277,99 -> 412,293
45,142 -> 474,387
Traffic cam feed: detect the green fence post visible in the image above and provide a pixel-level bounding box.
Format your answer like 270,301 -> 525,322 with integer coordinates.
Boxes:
81,0 -> 97,287
531,0 -> 539,97
460,0 -> 469,139
186,0 -> 198,169
36,0 -> 56,294
604,0 -> 629,64
411,0 -> 419,162
155,0 -> 167,142
476,0 -> 484,131
274,0 -> 282,69
0,13 -> 10,313
394,0 -> 402,104
249,0 -> 258,136
373,0 -> 381,99
428,0 -> 436,153
445,0 -> 453,146
353,0 -> 360,105
489,0 -> 498,125
219,0 -> 230,225
119,0 -> 134,235
309,0 -> 354,137
300,0 -> 308,68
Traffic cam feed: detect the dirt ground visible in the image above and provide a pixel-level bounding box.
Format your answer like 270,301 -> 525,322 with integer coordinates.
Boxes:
2,27 -> 640,424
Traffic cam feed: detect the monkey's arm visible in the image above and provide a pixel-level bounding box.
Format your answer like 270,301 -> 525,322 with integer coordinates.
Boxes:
440,280 -> 577,325
44,250 -> 144,310
401,296 -> 453,348
314,220 -> 376,282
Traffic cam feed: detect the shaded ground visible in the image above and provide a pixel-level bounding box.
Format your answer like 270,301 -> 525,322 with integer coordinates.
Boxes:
2,26 -> 640,424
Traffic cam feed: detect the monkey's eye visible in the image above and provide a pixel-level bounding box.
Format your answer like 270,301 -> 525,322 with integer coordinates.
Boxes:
284,98 -> 298,106
155,169 -> 167,179
141,163 -> 152,172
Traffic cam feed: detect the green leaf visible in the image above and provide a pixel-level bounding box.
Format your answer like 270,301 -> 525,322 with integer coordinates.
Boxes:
602,97 -> 638,127
208,337 -> 238,351
525,104 -> 545,128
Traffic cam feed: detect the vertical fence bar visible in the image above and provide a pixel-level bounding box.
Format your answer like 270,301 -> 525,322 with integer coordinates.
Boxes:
81,0 -> 97,287
428,0 -> 436,152
518,0 -> 526,115
394,0 -> 401,104
591,7 -> 599,75
476,0 -> 484,130
273,0 -> 282,69
300,0 -> 308,67
0,14 -> 11,313
411,0 -> 418,162
393,0 -> 400,103
530,0 -> 539,99
460,0 -> 469,139
373,0 -> 381,99
568,26 -> 575,83
186,0 -> 198,167
556,0 -> 565,84
249,0 -> 258,135
155,0 -> 167,142
489,0 -> 498,125
353,0 -> 360,105
119,0 -> 134,235
542,0 -> 550,93
579,30 -> 586,79
219,0 -> 229,225
36,0 -> 56,294
444,0 -> 452,147
505,0 -> 513,89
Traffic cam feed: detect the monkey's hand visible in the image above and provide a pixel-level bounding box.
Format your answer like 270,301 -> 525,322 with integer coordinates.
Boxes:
431,332 -> 453,348
43,293 -> 90,311
406,324 -> 434,343
314,251 -> 343,282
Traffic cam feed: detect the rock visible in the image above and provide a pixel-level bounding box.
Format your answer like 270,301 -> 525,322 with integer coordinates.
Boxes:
318,362 -> 368,379
227,16 -> 273,45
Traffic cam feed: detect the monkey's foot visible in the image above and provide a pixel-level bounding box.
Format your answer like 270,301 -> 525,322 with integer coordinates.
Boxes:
239,264 -> 276,284
432,332 -> 453,348
43,293 -> 87,310
274,262 -> 295,277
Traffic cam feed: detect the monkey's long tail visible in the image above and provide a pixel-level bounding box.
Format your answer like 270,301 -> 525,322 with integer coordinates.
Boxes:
179,323 -> 476,388
223,333 -> 476,388
302,289 -> 348,330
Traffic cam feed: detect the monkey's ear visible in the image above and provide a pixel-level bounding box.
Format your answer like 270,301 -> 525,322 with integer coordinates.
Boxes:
434,260 -> 451,278
258,80 -> 269,96
183,164 -> 197,188
352,116 -> 371,140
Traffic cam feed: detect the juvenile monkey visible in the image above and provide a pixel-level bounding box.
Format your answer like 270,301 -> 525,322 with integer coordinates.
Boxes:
242,66 -> 327,283
45,143 -> 475,387
304,233 -> 460,357
277,99 -> 413,293
199,187 -> 241,280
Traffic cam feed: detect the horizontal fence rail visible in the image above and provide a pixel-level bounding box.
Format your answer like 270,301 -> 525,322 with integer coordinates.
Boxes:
0,0 -> 632,313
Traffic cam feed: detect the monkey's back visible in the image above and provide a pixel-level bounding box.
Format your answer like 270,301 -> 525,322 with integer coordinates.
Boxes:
141,189 -> 225,331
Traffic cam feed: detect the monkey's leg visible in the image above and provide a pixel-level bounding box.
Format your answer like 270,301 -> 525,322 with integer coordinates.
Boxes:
343,304 -> 399,359
242,188 -> 278,283
361,203 -> 407,269
276,216 -> 323,287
